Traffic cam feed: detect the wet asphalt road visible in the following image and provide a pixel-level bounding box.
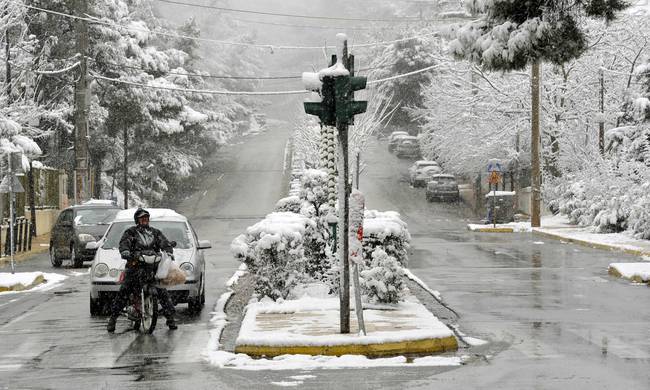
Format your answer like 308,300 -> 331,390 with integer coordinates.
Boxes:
1,105 -> 650,389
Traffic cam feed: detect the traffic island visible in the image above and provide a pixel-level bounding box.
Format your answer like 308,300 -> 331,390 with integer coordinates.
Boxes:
467,223 -> 531,233
0,272 -> 46,292
608,263 -> 650,284
234,295 -> 458,358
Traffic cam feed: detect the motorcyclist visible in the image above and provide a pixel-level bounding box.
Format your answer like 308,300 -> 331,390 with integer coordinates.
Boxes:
107,208 -> 178,333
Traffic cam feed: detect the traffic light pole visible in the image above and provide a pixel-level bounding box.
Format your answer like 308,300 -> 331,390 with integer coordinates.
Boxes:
337,39 -> 351,334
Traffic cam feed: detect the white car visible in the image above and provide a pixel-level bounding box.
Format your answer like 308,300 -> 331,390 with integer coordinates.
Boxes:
388,132 -> 410,152
408,160 -> 439,178
88,208 -> 211,315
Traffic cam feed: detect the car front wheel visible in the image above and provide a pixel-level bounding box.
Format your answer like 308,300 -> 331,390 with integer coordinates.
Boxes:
50,245 -> 62,267
71,245 -> 84,268
90,295 -> 103,316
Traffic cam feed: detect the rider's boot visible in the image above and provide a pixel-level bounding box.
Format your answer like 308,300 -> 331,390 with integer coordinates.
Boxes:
107,316 -> 117,333
166,317 -> 178,330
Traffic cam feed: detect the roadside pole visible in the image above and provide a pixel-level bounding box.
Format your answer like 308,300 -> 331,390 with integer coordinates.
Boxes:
531,62 -> 541,228
349,189 -> 366,335
9,154 -> 15,273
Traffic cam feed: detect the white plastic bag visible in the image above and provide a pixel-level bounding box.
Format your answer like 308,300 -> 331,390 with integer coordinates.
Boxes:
161,260 -> 186,286
155,252 -> 172,280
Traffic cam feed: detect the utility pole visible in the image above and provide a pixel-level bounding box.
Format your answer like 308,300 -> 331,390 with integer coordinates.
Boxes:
123,126 -> 128,209
73,0 -> 90,204
599,69 -> 605,155
531,62 -> 541,228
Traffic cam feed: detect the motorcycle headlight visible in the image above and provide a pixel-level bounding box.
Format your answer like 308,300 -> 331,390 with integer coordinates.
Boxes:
94,263 -> 109,278
180,262 -> 194,276
78,234 -> 95,243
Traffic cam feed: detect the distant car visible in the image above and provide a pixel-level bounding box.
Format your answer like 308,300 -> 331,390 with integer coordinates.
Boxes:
426,174 -> 460,202
408,160 -> 439,181
395,136 -> 421,159
50,201 -> 121,268
88,208 -> 211,316
388,132 -> 410,152
411,165 -> 443,187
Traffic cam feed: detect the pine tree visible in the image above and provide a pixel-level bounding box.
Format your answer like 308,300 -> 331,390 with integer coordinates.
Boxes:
450,0 -> 629,71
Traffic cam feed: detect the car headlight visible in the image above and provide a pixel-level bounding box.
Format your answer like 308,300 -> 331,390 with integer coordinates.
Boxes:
180,262 -> 194,276
94,263 -> 109,278
78,234 -> 95,243
109,268 -> 120,278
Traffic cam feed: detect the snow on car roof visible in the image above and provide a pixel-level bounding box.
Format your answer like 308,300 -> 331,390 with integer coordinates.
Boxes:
114,208 -> 187,222
415,160 -> 438,166
82,199 -> 118,206
431,174 -> 455,178
390,131 -> 409,135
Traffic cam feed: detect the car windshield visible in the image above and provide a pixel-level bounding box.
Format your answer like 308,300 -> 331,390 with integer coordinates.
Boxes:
102,221 -> 194,249
433,177 -> 456,183
74,208 -> 119,226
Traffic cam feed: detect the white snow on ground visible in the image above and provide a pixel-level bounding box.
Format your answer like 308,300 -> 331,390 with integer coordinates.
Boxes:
206,351 -> 462,370
226,264 -> 247,288
467,222 -> 532,232
0,272 -> 67,295
533,241 -> 545,245
535,224 -> 650,255
484,191 -> 515,197
236,296 -> 453,347
463,337 -> 489,346
289,375 -> 316,380
609,263 -> 650,282
403,268 -> 442,301
271,381 -> 302,387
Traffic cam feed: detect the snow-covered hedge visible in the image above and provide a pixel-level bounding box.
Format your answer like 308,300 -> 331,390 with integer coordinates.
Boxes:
231,212 -> 315,300
362,210 -> 411,266
360,248 -> 406,304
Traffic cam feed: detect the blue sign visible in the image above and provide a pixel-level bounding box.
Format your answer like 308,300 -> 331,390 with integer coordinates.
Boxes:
487,159 -> 503,173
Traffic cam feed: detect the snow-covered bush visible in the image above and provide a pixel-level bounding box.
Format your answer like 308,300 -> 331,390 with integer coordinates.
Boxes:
299,169 -> 329,217
231,212 -> 314,300
275,196 -> 302,213
362,210 -> 411,266
360,248 -> 406,304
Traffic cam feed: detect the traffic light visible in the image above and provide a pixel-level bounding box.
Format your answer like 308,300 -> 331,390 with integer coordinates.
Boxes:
335,75 -> 367,125
303,74 -> 336,127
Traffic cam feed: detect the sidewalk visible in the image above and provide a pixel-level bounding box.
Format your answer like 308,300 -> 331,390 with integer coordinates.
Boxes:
532,215 -> 650,257
234,295 -> 458,358
0,233 -> 51,269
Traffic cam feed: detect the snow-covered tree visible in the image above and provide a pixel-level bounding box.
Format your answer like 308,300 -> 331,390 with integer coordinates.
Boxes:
360,248 -> 406,304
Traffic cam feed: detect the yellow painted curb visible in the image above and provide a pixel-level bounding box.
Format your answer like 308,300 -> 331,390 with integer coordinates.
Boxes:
608,266 -> 649,284
235,335 -> 458,358
533,229 -> 650,257
0,274 -> 46,292
470,227 -> 514,233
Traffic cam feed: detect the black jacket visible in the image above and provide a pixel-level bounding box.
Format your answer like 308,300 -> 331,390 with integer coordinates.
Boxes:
119,225 -> 173,268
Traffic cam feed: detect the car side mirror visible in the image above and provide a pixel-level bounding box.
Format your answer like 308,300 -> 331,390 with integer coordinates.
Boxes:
85,241 -> 98,250
170,241 -> 177,248
198,240 -> 212,250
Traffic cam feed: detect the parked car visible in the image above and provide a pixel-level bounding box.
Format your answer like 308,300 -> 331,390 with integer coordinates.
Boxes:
387,131 -> 409,152
50,201 -> 121,268
408,160 -> 439,182
426,174 -> 460,202
88,208 -> 211,315
411,165 -> 443,187
395,136 -> 421,159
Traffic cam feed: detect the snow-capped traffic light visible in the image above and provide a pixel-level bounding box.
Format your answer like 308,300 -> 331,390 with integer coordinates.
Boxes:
303,73 -> 336,127
335,75 -> 367,125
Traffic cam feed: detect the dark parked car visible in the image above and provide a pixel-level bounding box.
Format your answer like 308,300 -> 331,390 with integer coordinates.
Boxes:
387,132 -> 409,152
395,136 -> 421,159
50,201 -> 121,268
426,174 -> 460,202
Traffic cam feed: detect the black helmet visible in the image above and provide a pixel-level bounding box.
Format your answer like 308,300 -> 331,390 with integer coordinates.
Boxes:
134,208 -> 150,224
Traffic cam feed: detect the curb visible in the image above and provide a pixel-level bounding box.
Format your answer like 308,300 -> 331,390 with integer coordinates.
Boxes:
532,229 -> 650,257
0,274 -> 46,293
607,265 -> 650,284
468,226 -> 514,233
235,335 -> 459,358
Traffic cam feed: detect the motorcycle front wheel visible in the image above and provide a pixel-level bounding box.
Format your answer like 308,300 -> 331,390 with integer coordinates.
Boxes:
140,289 -> 158,334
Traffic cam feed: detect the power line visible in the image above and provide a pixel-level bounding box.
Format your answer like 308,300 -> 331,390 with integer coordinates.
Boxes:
24,4 -> 441,52
88,58 -> 399,80
91,62 -> 441,95
154,0 -> 434,22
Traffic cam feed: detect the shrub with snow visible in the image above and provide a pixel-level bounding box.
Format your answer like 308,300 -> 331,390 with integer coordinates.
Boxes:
275,196 -> 302,213
362,210 -> 411,266
231,212 -> 314,300
360,248 -> 406,304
